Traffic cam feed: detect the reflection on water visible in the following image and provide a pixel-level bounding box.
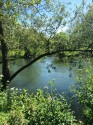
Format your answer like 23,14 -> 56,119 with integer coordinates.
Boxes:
8,57 -> 93,94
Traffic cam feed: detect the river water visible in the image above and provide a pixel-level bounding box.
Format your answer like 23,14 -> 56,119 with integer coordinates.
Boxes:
8,56 -> 92,94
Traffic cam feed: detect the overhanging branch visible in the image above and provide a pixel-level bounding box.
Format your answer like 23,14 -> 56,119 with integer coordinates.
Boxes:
9,49 -> 92,82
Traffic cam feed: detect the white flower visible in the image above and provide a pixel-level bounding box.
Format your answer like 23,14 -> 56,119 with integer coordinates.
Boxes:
44,86 -> 48,89
15,88 -> 18,90
11,87 -> 15,90
0,74 -> 3,77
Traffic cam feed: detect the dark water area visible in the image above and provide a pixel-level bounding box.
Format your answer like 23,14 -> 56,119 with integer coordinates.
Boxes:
1,56 -> 93,120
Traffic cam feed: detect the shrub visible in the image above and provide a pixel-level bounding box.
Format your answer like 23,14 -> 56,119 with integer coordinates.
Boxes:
0,87 -> 76,125
72,68 -> 93,124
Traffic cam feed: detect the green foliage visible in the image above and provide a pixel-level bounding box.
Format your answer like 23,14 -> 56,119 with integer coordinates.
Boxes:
72,68 -> 93,124
51,32 -> 69,50
14,28 -> 46,58
0,88 -> 76,125
69,5 -> 93,49
0,0 -> 68,59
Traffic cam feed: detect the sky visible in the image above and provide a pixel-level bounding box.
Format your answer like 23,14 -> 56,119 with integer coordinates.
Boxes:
57,0 -> 93,33
60,0 -> 92,8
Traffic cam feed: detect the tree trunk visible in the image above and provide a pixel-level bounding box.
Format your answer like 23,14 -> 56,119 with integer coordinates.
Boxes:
0,19 -> 10,90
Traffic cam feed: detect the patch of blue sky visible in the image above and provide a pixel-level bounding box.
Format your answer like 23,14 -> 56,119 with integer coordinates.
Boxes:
60,0 -> 92,8
57,0 -> 93,33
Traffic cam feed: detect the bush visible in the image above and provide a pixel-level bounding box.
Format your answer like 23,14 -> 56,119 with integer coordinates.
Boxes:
0,88 -> 76,125
72,68 -> 93,124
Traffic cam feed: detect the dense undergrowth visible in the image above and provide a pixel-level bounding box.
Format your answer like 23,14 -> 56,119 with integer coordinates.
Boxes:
0,88 -> 77,125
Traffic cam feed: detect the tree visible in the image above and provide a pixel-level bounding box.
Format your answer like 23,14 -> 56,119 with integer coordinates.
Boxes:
69,4 -> 93,50
51,32 -> 69,50
0,0 -> 68,89
14,27 -> 45,58
0,1 -> 10,89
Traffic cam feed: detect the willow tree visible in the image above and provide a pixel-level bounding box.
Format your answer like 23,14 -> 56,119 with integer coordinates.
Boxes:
0,0 -> 68,89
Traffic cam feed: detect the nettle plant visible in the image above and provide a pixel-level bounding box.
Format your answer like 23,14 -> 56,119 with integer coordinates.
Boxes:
0,86 -> 76,125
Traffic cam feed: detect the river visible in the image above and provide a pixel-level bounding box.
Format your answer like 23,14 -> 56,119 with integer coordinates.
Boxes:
8,56 -> 92,94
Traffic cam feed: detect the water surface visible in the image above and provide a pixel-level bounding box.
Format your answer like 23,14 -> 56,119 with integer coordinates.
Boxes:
8,57 -> 91,94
